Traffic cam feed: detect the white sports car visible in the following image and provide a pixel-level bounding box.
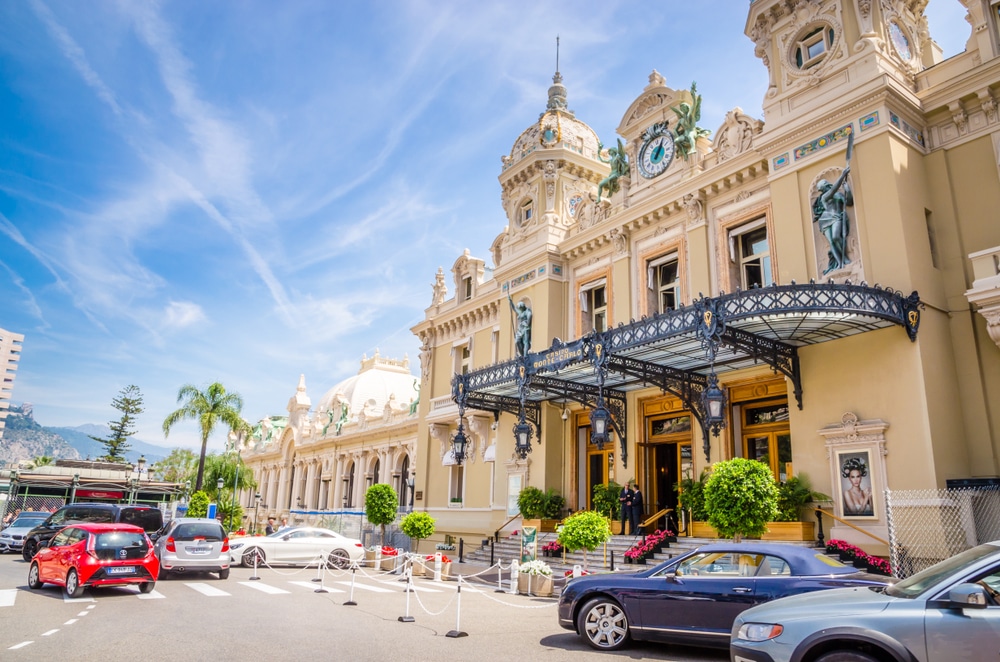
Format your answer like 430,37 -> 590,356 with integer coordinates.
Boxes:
229,527 -> 364,569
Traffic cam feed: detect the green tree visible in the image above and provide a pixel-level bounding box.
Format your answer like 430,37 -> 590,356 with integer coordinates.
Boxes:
152,448 -> 198,483
162,383 -> 251,492
204,452 -> 257,531
365,483 -> 398,546
557,510 -> 611,571
703,458 -> 779,541
89,385 -> 144,463
187,490 -> 210,518
23,455 -> 54,470
400,511 -> 435,554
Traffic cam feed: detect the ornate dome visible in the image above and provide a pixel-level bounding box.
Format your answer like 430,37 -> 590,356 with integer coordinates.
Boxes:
314,351 -> 418,425
502,70 -> 602,171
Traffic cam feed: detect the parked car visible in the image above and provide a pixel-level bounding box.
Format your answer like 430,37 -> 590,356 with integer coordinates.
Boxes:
229,527 -> 364,569
0,512 -> 50,554
557,542 -> 893,651
26,522 -> 159,598
21,503 -> 163,562
153,518 -> 230,579
730,540 -> 1000,662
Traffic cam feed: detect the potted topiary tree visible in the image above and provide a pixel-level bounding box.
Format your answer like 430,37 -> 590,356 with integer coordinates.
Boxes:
400,511 -> 435,555
591,481 -> 623,534
676,471 -> 714,538
365,483 -> 398,553
703,458 -> 778,541
517,486 -> 564,532
557,509 -> 611,572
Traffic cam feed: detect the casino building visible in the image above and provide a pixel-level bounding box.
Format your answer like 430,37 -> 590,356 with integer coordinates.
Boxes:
409,0 -> 1000,551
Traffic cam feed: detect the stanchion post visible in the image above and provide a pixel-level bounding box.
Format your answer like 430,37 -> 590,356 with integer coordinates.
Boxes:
510,560 -> 519,595
495,563 -> 505,593
398,560 -> 415,622
445,576 -> 468,638
315,554 -> 329,593
458,538 -> 464,563
489,539 -> 494,567
610,550 -> 615,572
344,565 -> 358,606
312,553 -> 324,582
250,550 -> 261,581
433,551 -> 442,582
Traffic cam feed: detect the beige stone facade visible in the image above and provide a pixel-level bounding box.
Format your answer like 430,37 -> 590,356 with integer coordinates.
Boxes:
236,353 -> 418,527
409,0 -> 1000,550
0,327 -> 24,441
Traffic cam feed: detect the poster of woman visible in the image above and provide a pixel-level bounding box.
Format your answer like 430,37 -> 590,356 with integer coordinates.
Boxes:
837,450 -> 875,518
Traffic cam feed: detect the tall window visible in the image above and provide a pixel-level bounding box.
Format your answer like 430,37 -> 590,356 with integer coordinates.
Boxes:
741,399 -> 792,482
647,253 -> 680,313
372,458 -> 380,485
449,465 -> 464,504
729,220 -> 772,289
454,341 -> 472,375
519,200 -> 533,227
580,278 -> 608,334
462,276 -> 473,301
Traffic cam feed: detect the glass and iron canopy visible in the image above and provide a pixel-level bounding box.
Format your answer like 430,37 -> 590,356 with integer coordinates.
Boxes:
451,281 -> 922,465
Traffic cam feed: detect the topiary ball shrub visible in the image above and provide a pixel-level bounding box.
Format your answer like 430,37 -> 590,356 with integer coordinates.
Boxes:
400,511 -> 436,553
703,458 -> 778,541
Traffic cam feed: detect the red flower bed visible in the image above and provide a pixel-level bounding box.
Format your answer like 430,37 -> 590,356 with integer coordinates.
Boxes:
380,546 -> 398,556
426,554 -> 452,563
623,529 -> 674,561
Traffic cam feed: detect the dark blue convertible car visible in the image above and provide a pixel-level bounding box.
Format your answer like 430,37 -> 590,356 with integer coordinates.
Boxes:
557,542 -> 893,651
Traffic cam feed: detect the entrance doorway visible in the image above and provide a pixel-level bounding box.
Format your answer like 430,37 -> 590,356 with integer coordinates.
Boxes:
644,413 -> 693,532
582,424 -> 613,511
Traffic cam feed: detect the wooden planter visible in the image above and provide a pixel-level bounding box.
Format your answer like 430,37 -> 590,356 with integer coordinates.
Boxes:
690,521 -> 719,538
761,521 -> 816,541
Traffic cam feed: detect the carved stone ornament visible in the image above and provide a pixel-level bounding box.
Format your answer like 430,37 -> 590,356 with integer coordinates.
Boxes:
818,411 -> 889,450
683,193 -> 704,226
777,5 -> 844,90
714,108 -> 762,162
609,227 -> 629,255
431,267 -> 447,306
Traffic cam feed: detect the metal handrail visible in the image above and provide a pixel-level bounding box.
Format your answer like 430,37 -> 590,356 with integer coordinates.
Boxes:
813,506 -> 889,547
640,507 -> 674,531
494,514 -> 520,542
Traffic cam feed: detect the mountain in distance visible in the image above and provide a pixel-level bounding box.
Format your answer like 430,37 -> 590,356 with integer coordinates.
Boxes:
1,405 -> 169,466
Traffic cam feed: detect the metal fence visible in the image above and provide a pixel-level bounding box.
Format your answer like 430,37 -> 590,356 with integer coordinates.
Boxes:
886,486 -> 1000,577
303,509 -> 413,553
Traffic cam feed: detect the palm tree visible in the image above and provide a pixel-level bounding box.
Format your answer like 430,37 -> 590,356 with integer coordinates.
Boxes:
162,383 -> 251,492
23,455 -> 54,470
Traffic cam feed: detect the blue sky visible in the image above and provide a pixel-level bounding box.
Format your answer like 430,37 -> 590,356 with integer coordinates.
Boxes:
0,1 -> 971,452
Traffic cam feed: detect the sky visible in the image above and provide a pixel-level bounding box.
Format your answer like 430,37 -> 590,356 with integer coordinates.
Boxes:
0,1 -> 972,453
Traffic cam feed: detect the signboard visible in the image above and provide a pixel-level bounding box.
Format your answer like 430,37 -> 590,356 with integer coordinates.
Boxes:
207,503 -> 217,519
77,490 -> 124,499
520,526 -> 537,563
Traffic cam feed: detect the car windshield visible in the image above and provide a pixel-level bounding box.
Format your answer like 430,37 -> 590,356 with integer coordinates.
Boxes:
120,508 -> 163,533
172,523 -> 224,541
886,543 -> 1000,598
11,515 -> 47,527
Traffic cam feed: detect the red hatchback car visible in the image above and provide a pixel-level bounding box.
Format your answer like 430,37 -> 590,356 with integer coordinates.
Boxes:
27,522 -> 159,598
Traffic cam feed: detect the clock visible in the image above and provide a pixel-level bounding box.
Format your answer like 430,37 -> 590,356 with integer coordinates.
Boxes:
638,124 -> 675,178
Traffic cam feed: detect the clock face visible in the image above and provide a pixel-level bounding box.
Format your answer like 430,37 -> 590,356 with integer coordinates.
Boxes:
639,132 -> 675,178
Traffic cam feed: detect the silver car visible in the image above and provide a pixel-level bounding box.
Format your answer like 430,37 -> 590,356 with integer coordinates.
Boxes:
0,512 -> 50,554
730,540 -> 1000,662
153,518 -> 230,579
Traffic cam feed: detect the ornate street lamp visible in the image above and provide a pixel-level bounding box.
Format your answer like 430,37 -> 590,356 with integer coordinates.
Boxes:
451,420 -> 469,464
513,417 -> 533,459
589,397 -> 611,450
701,372 -> 727,437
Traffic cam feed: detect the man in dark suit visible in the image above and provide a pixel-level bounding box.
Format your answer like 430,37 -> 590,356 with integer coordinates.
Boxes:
619,484 -> 634,535
630,482 -> 645,535
265,516 -> 276,535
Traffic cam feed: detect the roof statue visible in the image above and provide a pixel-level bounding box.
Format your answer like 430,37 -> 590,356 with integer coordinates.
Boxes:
671,82 -> 711,161
596,138 -> 629,202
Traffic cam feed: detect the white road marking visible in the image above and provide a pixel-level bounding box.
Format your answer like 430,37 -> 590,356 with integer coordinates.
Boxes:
239,581 -> 289,594
86,605 -> 95,609
77,611 -> 89,616
288,581 -> 344,593
64,619 -> 77,625
379,580 -> 441,593
184,582 -> 230,597
63,595 -> 93,604
0,589 -> 17,607
334,581 -> 394,593
41,630 -> 59,636
8,641 -> 33,650
122,586 -> 165,599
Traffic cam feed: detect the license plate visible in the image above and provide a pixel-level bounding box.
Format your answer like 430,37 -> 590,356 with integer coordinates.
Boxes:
107,566 -> 135,575
186,546 -> 211,554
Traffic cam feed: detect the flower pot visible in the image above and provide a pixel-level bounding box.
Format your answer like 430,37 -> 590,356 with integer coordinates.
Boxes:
691,521 -> 719,538
411,559 -> 428,576
762,521 -> 816,541
838,552 -> 854,563
517,572 -> 553,597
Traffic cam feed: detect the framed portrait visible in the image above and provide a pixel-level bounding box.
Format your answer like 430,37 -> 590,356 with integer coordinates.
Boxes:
835,449 -> 876,519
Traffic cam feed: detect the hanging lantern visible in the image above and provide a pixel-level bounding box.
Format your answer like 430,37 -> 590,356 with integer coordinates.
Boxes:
702,372 -> 727,437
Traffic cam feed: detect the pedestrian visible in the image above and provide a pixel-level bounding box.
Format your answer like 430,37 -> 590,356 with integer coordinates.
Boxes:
278,517 -> 290,531
265,516 -> 277,535
630,481 -> 644,535
619,483 -> 634,535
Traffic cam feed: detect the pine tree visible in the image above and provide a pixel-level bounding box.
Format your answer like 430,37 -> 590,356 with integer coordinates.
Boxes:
90,385 -> 144,463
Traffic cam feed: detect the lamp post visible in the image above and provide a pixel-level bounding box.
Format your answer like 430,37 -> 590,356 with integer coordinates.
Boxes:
253,492 -> 262,533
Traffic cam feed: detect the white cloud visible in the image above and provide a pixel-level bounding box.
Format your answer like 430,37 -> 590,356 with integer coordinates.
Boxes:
163,301 -> 206,330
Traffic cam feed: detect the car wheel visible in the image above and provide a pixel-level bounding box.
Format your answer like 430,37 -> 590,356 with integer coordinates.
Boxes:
21,540 -> 37,563
138,581 -> 155,594
242,547 -> 264,567
816,652 -> 880,662
65,569 -> 84,599
218,568 -> 230,580
27,562 -> 42,589
577,597 -> 631,651
328,549 -> 350,569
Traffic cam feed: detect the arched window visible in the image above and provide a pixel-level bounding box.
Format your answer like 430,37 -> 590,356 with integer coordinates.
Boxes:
346,461 -> 356,509
373,458 -> 381,485
399,455 -> 411,507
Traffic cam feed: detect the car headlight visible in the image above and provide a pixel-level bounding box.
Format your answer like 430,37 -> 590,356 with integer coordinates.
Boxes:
737,623 -> 783,641
230,543 -> 243,550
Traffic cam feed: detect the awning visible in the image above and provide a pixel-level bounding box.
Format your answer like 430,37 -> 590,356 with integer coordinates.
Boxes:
453,282 -> 921,465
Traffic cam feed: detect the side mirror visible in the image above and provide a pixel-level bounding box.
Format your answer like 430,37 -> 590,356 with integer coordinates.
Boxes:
947,583 -> 989,610
148,533 -> 160,542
